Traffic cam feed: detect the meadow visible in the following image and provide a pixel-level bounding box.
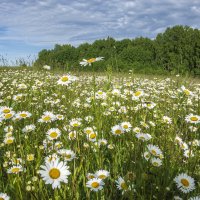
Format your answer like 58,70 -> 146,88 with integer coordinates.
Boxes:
0,67 -> 199,200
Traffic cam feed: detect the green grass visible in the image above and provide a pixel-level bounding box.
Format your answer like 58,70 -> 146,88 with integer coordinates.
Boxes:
0,68 -> 199,200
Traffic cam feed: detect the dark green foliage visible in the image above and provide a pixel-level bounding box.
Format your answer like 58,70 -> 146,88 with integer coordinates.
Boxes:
34,25 -> 200,75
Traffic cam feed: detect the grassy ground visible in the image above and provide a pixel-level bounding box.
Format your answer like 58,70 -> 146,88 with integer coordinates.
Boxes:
0,68 -> 199,200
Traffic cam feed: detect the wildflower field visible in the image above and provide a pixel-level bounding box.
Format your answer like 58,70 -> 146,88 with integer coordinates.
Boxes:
0,68 -> 199,200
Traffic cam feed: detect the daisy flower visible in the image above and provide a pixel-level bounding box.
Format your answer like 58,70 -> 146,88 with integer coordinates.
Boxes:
46,128 -> 61,140
132,90 -> 144,99
39,158 -> 71,189
163,116 -> 172,124
0,193 -> 10,200
88,132 -> 98,142
1,111 -> 15,120
58,149 -> 76,162
147,144 -> 162,157
57,74 -> 77,86
95,170 -> 110,180
115,177 -> 128,191
86,178 -> 104,191
185,114 -> 200,124
111,125 -> 124,136
69,118 -> 82,128
121,122 -> 132,132
7,165 -> 23,174
181,86 -> 193,96
98,139 -> 108,146
87,173 -> 96,180
151,158 -> 162,167
133,127 -> 141,133
84,127 -> 94,135
174,173 -> 195,193
136,133 -> 152,141
38,111 -> 56,123
0,106 -> 13,114
4,125 -> 13,133
80,57 -> 104,66
16,111 -> 32,119
22,124 -> 36,133
143,152 -> 151,160
45,154 -> 58,163
4,137 -> 14,145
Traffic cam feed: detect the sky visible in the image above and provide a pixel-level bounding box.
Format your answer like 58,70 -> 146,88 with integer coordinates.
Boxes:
0,0 -> 200,63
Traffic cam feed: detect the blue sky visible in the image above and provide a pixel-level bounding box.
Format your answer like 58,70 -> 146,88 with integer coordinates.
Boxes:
0,0 -> 200,63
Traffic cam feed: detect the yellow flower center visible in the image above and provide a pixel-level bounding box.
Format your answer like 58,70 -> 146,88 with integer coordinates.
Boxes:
69,133 -> 75,138
11,167 -> 20,173
3,108 -> 10,113
121,182 -> 128,190
190,116 -> 198,121
49,168 -> 60,179
27,155 -> 34,161
61,76 -> 69,82
123,125 -> 128,129
20,113 -> 27,118
85,130 -> 92,134
0,197 -> 5,200
50,132 -> 58,139
91,182 -> 99,188
151,150 -> 157,156
73,123 -> 79,127
87,58 -> 96,63
181,178 -> 189,187
115,129 -> 122,135
152,162 -> 158,166
5,113 -> 12,119
65,154 -> 71,159
90,133 -> 96,139
98,175 -> 106,179
88,175 -> 95,179
6,139 -> 13,144
134,91 -> 142,97
43,116 -> 51,121
139,136 -> 145,140
184,89 -> 190,95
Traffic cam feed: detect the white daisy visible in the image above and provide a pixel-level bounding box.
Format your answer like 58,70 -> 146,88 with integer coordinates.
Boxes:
151,158 -> 162,167
58,149 -> 76,162
39,158 -> 71,189
136,133 -> 152,141
147,144 -> 162,157
86,178 -> 104,191
80,57 -> 104,66
46,128 -> 61,140
121,122 -> 132,132
111,125 -> 124,136
185,114 -> 200,124
174,173 -> 195,193
115,177 -> 128,191
95,170 -> 110,180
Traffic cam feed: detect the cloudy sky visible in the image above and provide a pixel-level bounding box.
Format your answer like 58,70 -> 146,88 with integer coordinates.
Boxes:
0,0 -> 200,62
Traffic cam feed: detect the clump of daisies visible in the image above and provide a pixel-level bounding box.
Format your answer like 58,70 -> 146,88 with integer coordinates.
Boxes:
86,169 -> 110,192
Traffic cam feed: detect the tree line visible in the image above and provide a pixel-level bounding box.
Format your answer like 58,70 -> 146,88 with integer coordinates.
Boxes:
34,25 -> 200,75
